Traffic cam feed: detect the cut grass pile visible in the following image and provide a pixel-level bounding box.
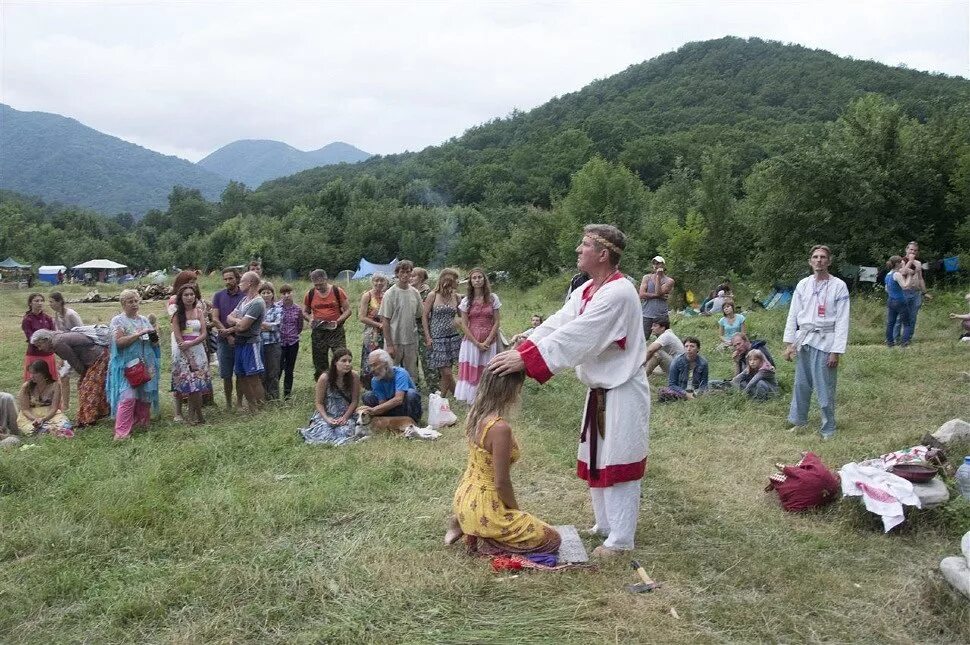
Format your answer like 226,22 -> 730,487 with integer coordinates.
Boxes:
1,277 -> 968,643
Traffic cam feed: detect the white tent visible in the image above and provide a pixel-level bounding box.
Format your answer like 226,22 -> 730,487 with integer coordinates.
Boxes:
352,257 -> 398,279
72,259 -> 128,270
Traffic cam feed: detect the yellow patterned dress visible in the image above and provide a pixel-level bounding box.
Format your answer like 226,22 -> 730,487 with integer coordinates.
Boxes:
453,417 -> 560,554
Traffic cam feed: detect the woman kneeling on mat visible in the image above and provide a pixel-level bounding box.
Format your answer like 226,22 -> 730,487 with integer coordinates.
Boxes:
446,369 -> 560,555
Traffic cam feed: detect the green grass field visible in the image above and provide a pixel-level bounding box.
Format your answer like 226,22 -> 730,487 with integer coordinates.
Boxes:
1,276 -> 968,643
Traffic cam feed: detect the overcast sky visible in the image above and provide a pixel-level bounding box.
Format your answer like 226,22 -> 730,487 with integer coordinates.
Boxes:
1,1 -> 967,162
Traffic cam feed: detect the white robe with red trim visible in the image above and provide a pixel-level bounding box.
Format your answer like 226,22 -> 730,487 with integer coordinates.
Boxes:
518,274 -> 650,487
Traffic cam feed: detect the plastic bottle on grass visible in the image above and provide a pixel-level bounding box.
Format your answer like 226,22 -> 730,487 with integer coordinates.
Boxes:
956,457 -> 970,500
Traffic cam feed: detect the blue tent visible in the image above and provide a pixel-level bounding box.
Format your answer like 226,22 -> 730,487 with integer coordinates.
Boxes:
760,286 -> 794,310
352,257 -> 398,279
38,265 -> 67,285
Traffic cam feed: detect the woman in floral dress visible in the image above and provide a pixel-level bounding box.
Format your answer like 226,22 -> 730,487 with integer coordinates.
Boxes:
170,284 -> 212,425
422,268 -> 462,398
300,348 -> 361,446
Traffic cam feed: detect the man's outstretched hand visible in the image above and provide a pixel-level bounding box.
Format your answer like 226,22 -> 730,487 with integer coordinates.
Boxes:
488,350 -> 525,376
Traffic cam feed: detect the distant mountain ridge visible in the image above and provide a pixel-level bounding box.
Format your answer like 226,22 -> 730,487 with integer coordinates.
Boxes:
197,139 -> 371,187
256,36 -> 970,207
0,103 -> 228,216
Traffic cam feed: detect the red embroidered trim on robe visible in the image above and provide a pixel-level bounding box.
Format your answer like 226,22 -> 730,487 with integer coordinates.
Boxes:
518,339 -> 553,384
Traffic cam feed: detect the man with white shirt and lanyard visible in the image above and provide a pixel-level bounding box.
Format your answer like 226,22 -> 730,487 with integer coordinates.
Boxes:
782,245 -> 850,440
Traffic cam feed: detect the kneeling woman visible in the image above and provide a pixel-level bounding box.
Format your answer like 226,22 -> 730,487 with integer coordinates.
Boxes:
300,348 -> 361,446
18,360 -> 73,437
447,369 -> 560,555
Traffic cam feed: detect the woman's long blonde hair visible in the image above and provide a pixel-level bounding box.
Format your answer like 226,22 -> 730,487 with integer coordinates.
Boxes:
433,268 -> 460,304
465,368 -> 525,442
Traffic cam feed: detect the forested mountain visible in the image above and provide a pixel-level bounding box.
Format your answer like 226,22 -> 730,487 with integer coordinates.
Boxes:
198,140 -> 371,188
256,36 -> 968,208
0,104 -> 228,216
2,37 -> 968,291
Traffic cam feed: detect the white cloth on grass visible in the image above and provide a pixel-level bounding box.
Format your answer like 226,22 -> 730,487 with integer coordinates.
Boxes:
839,462 -> 921,532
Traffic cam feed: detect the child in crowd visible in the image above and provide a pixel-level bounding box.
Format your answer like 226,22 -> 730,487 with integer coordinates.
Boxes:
730,349 -> 779,400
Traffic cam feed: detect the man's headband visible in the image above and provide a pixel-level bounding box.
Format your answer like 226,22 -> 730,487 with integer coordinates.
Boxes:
586,233 -> 623,256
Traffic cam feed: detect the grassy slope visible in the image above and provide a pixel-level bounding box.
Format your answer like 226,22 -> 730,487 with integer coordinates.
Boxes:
0,276 -> 968,643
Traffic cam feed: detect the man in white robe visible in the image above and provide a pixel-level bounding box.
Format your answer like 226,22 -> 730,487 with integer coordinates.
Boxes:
783,244 -> 850,439
490,224 -> 650,557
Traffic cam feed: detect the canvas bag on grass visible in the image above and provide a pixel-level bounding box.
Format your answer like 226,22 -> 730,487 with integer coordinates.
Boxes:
428,392 -> 458,428
766,452 -> 840,512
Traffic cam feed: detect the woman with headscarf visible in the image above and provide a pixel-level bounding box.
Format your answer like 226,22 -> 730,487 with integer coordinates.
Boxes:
21,293 -> 57,382
29,327 -> 110,426
107,289 -> 162,440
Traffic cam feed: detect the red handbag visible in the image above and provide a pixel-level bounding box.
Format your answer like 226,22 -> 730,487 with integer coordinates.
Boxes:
123,342 -> 152,388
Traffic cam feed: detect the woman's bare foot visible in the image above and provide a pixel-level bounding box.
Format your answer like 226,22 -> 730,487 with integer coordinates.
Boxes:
444,516 -> 463,545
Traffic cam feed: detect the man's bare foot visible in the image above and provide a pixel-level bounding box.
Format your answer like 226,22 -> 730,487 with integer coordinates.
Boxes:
591,545 -> 626,559
444,516 -> 463,545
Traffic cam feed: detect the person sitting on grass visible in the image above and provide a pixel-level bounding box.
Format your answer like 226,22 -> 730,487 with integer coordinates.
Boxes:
445,368 -> 561,556
661,336 -> 708,400
0,392 -> 20,446
730,349 -> 780,400
949,292 -> 970,342
717,300 -> 746,348
645,317 -> 684,376
300,348 -> 362,446
17,360 -> 73,437
358,349 -> 422,422
510,313 -> 544,347
730,333 -> 775,376
701,288 -> 729,316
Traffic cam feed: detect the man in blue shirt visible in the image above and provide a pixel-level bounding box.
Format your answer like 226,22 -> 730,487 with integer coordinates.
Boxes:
359,349 -> 422,422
